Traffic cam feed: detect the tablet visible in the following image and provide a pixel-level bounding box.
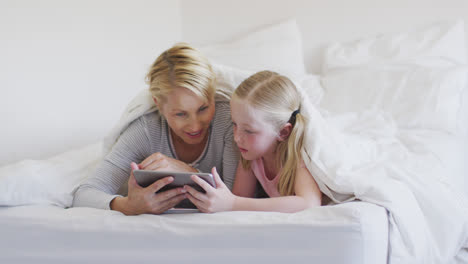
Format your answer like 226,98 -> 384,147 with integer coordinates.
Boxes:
133,170 -> 216,210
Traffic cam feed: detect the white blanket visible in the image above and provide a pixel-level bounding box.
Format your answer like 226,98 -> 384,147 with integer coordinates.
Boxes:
299,90 -> 468,263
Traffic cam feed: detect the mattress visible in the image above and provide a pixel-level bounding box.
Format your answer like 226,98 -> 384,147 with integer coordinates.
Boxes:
0,201 -> 388,264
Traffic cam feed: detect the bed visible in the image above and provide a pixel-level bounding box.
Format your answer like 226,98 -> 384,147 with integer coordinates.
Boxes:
0,202 -> 388,264
1,16 -> 467,264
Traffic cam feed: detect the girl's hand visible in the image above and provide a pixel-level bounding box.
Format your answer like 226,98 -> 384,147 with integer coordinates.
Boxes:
138,152 -> 197,173
112,162 -> 187,215
184,167 -> 236,213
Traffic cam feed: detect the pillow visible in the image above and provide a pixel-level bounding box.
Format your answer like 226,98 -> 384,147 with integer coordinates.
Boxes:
0,142 -> 102,208
200,19 -> 306,78
320,65 -> 468,132
323,19 -> 466,72
294,74 -> 324,106
320,20 -> 468,132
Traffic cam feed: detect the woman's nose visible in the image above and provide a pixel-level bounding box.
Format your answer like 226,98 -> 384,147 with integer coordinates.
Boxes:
188,118 -> 202,132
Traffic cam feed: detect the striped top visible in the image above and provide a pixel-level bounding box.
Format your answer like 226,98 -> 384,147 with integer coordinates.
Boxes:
72,100 -> 239,210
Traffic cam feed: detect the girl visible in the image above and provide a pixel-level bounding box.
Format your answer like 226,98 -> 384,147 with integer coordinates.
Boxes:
185,70 -> 322,213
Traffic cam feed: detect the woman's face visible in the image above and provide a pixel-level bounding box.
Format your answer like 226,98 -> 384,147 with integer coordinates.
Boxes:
158,87 -> 215,145
230,98 -> 279,161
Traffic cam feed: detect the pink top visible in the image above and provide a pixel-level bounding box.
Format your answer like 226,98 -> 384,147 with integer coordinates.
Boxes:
251,158 -> 281,198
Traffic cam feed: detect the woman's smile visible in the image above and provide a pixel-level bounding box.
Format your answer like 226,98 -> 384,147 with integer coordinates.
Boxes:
186,130 -> 203,138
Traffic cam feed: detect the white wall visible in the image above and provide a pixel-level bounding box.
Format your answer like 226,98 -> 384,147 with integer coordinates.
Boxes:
3,0 -> 468,165
0,0 -> 181,165
180,0 -> 468,73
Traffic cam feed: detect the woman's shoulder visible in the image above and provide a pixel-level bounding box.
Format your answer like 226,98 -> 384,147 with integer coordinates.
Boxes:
213,100 -> 232,130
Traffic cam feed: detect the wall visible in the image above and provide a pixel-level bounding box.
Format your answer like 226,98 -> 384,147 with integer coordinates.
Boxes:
180,0 -> 468,73
0,0 -> 181,165
3,0 -> 468,165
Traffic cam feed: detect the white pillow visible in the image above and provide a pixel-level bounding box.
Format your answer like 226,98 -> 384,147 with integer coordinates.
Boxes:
323,19 -> 466,71
321,65 -> 468,132
0,142 -> 101,208
200,19 -> 306,78
294,74 -> 324,106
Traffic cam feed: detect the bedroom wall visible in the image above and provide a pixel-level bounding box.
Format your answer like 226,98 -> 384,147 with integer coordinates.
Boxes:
3,0 -> 468,165
0,0 -> 182,165
180,0 -> 468,73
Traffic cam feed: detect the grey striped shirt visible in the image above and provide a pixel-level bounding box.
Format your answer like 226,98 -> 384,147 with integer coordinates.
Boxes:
72,100 -> 239,210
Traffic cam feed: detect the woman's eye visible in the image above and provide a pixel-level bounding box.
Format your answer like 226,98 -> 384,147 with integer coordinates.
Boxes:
199,106 -> 208,112
176,113 -> 186,117
245,130 -> 254,134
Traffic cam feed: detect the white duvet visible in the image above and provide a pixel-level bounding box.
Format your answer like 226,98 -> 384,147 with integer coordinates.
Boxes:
301,102 -> 468,264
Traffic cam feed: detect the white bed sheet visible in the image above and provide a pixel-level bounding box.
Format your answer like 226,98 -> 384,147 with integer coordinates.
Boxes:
0,201 -> 388,264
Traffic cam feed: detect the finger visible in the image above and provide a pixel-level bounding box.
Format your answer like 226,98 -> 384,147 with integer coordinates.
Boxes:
131,162 -> 139,171
191,175 -> 214,193
144,159 -> 168,171
161,194 -> 187,211
212,167 -> 225,188
185,193 -> 207,212
139,153 -> 163,169
154,187 -> 186,202
184,185 -> 209,203
129,162 -> 141,188
153,194 -> 186,214
147,176 -> 174,193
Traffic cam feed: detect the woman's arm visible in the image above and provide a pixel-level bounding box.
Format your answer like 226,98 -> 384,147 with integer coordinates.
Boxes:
73,118 -> 151,209
73,116 -> 186,213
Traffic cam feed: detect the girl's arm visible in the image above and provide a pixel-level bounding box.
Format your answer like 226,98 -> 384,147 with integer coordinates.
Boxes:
232,160 -> 257,198
232,162 -> 322,213
185,162 -> 321,213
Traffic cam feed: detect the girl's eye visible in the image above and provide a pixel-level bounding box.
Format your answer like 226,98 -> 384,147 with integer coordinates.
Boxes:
199,106 -> 208,112
176,113 -> 186,117
245,130 -> 254,134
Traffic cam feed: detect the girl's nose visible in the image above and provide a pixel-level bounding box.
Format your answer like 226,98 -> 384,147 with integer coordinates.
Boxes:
233,129 -> 240,144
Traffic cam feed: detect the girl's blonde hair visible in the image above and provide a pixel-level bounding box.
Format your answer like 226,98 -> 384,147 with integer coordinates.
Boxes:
146,43 -> 215,104
233,71 -> 306,196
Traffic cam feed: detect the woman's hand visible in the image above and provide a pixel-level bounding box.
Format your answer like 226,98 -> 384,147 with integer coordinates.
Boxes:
138,152 -> 197,173
111,162 -> 187,215
184,167 -> 236,213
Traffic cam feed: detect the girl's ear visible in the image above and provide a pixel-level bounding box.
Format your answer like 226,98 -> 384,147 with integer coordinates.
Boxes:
152,96 -> 158,107
278,123 -> 292,141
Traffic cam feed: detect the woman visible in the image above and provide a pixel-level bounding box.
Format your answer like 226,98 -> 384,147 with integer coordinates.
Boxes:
73,43 -> 239,215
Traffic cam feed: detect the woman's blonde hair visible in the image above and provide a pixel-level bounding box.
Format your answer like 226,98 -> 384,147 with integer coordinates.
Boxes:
146,43 -> 215,104
233,71 -> 306,196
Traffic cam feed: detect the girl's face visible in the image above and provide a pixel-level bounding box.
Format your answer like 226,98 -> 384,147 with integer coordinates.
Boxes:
230,98 -> 279,160
157,87 -> 215,145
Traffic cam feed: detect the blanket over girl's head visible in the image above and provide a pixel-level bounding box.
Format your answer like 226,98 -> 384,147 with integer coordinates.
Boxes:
299,84 -> 468,263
